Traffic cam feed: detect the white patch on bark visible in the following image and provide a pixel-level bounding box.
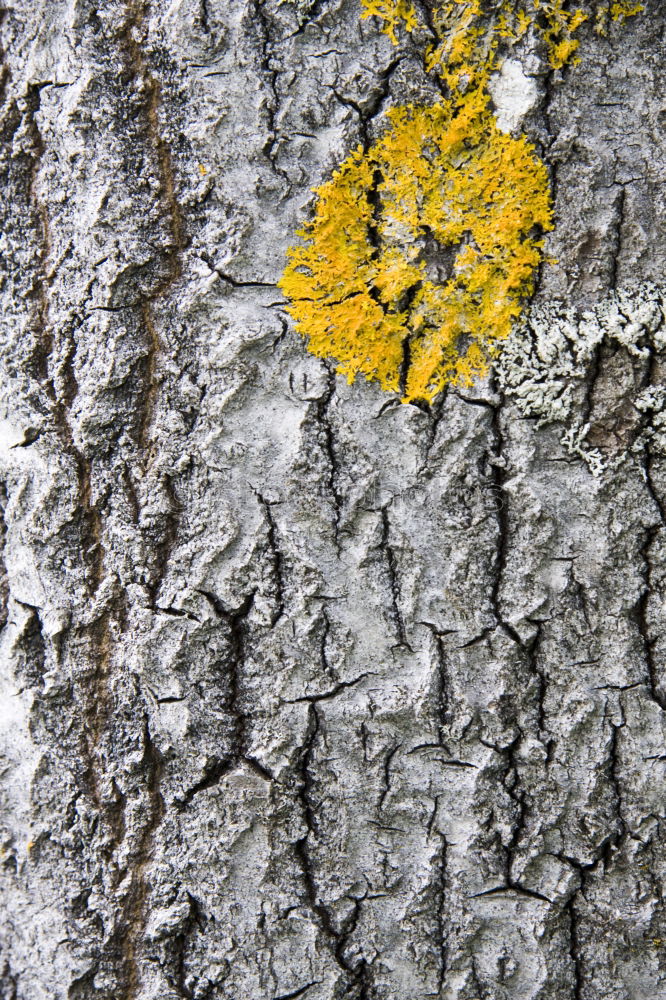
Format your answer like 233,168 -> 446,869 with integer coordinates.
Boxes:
489,58 -> 539,134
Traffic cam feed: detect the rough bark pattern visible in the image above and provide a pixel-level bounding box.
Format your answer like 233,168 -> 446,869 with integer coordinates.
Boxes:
1,2 -> 666,999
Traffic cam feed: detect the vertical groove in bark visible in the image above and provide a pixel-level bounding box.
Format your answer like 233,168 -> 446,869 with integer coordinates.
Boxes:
122,719 -> 166,1000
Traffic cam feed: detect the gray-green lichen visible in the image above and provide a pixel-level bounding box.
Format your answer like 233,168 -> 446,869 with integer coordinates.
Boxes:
497,283 -> 666,473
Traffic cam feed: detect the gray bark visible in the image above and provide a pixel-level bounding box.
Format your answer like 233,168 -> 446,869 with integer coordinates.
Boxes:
1,2 -> 666,999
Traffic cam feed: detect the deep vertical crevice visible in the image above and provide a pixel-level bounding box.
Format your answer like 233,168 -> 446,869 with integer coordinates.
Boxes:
312,367 -> 343,546
379,505 -> 410,649
121,0 -> 188,600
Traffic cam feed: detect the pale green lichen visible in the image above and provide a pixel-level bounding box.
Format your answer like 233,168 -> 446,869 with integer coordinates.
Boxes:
496,284 -> 666,474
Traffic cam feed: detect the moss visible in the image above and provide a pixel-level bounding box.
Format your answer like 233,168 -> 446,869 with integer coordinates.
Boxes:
279,0 -> 641,403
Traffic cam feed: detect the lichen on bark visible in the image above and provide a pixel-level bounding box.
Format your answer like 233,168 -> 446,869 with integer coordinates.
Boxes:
280,0 -> 641,402
1,2 -> 666,999
280,93 -> 552,402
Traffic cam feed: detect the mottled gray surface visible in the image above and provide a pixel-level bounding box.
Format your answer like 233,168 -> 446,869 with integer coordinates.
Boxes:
1,1 -> 666,998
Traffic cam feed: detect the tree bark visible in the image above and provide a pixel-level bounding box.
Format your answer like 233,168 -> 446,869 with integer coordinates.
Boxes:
1,2 -> 666,999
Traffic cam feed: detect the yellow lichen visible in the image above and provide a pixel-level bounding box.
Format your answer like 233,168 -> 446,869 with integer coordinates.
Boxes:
281,92 -> 552,402
280,0 -> 641,403
611,1 -> 644,15
362,0 -> 640,71
360,0 -> 418,44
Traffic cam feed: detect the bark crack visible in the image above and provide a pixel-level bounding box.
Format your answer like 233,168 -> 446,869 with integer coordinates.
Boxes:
285,672 -> 374,704
13,82 -> 123,958
121,1 -> 188,601
310,365 -> 343,547
485,384 -> 524,648
332,55 -> 404,154
609,184 -> 626,290
566,897 -> 583,1000
251,0 -> 289,185
426,800 -> 449,996
293,706 -> 373,997
169,892 -> 206,1000
22,83 -> 106,596
255,491 -> 287,627
273,983 -> 322,1000
633,522 -> 665,711
378,505 -> 410,650
122,1 -> 186,445
176,589 -> 273,808
419,621 -> 456,738
477,733 -> 552,903
377,742 -> 401,811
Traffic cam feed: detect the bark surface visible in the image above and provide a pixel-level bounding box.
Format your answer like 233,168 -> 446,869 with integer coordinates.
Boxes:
1,2 -> 666,999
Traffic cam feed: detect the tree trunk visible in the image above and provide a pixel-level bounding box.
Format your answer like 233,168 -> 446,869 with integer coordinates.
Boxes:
1,2 -> 666,999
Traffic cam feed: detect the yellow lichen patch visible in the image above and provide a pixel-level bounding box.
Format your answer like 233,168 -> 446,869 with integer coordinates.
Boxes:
591,3 -> 641,34
361,0 -> 418,43
362,0 -> 641,73
279,91 -> 553,403
281,0 -> 640,403
611,1 -> 644,15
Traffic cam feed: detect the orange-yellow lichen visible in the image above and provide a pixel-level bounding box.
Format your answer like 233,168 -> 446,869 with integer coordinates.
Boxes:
281,92 -> 552,402
362,0 -> 642,72
280,0 -> 641,403
361,0 -> 418,44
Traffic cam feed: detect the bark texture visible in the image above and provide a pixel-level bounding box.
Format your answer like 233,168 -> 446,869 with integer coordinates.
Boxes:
1,2 -> 666,999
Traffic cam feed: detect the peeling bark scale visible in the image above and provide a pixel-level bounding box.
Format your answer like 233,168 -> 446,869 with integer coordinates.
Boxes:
1,2 -> 666,999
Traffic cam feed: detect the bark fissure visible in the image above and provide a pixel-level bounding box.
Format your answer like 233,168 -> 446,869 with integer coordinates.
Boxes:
286,672 -> 373,704
429,811 -> 449,996
292,705 -> 374,998
609,184 -> 626,290
169,892 -> 206,999
634,523 -> 665,711
120,717 -> 166,1000
378,505 -> 410,650
420,621 -> 455,738
273,983 -> 321,1000
23,83 -> 106,596
187,588 -> 272,786
255,491 -> 287,627
121,0 -> 187,604
122,1 -> 186,446
311,366 -> 343,545
332,55 -> 404,154
377,741 -> 401,812
566,897 -> 583,1000
486,393 -> 523,648
251,0 -> 288,184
